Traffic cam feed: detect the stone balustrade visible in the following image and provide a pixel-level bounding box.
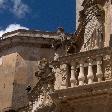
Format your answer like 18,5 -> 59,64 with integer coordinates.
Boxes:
53,47 -> 112,90
58,56 -> 103,88
19,47 -> 112,111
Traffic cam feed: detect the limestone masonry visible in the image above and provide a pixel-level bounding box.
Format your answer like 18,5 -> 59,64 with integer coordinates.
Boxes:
1,0 -> 112,112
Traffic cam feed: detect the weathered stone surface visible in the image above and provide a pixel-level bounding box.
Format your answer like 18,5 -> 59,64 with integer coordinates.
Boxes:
0,29 -> 72,111
76,0 -> 84,28
51,80 -> 112,112
2,0 -> 112,111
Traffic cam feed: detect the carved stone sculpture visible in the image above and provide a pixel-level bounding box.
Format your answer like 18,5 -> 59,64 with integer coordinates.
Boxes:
30,58 -> 55,112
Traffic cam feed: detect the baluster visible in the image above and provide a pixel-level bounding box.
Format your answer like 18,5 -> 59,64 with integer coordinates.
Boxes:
70,62 -> 77,87
96,56 -> 103,82
87,58 -> 94,84
78,60 -> 85,86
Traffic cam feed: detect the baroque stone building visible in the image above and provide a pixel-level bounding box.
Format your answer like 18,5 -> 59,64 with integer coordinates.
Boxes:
0,29 -> 72,111
1,0 -> 112,112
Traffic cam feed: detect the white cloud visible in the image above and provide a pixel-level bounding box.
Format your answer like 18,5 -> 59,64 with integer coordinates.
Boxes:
0,0 -> 29,18
11,0 -> 29,18
0,24 -> 29,37
0,0 -> 6,8
0,0 -> 4,5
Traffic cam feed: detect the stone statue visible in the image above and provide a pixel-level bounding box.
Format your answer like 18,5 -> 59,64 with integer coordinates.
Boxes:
30,58 -> 55,112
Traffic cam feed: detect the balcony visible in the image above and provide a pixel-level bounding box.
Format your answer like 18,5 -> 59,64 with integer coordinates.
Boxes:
50,47 -> 112,112
20,47 -> 112,112
52,47 -> 112,89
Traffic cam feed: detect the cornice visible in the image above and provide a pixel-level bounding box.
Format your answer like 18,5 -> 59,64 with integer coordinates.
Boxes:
2,29 -> 73,39
0,29 -> 73,50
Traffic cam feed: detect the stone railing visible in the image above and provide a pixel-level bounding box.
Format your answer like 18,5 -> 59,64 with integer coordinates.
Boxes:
53,47 -> 112,90
18,47 -> 112,111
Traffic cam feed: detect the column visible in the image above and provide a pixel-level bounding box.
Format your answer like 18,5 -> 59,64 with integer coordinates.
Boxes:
60,64 -> 69,89
87,58 -> 94,84
70,62 -> 77,87
96,56 -> 103,82
78,60 -> 85,86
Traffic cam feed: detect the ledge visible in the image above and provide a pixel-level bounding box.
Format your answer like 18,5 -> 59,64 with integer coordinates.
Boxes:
2,29 -> 73,40
0,29 -> 73,50
50,80 -> 112,102
51,47 -> 112,65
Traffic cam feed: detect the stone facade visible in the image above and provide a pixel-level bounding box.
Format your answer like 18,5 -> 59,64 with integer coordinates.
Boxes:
0,29 -> 72,111
76,0 -> 84,28
16,0 -> 112,112
2,0 -> 112,112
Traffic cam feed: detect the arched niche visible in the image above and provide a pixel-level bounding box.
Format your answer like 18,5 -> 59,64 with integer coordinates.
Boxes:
80,4 -> 105,51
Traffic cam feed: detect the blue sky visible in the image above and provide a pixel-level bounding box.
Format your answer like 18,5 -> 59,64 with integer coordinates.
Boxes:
0,0 -> 76,36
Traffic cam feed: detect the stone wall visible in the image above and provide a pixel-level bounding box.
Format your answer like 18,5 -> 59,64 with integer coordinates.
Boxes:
0,44 -> 64,111
51,80 -> 112,112
0,47 -> 17,110
104,1 -> 112,47
0,27 -> 72,111
76,0 -> 84,28
12,45 -> 56,109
